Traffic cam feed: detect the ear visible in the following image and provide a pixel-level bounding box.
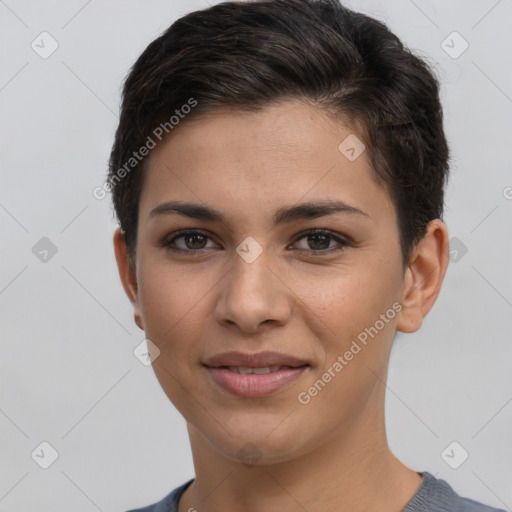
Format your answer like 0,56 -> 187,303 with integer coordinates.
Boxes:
396,219 -> 449,333
113,228 -> 144,330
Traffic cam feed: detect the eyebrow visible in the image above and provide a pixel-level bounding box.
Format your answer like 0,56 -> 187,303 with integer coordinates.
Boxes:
148,199 -> 369,225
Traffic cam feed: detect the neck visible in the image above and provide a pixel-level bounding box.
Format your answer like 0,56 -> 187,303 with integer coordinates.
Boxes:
178,399 -> 422,512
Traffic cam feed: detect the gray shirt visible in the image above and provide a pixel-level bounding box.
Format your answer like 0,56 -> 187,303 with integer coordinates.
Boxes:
126,471 -> 507,512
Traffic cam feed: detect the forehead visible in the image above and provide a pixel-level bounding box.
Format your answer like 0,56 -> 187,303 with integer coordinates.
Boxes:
139,100 -> 395,226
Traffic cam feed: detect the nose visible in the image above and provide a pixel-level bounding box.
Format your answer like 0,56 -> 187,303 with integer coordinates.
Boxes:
213,247 -> 292,334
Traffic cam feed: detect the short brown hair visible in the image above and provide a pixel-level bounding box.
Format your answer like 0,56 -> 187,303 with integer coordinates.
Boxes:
108,0 -> 449,267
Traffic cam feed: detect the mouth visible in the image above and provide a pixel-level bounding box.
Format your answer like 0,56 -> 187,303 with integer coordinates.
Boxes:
224,365 -> 296,374
203,351 -> 310,397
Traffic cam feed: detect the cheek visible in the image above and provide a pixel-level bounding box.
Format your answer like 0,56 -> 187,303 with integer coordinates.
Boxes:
137,263 -> 213,416
292,267 -> 400,429
137,260 -> 214,355
294,258 -> 401,342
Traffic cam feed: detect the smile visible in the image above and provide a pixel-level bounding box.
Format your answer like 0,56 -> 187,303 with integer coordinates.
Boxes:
227,365 -> 286,374
204,366 -> 309,397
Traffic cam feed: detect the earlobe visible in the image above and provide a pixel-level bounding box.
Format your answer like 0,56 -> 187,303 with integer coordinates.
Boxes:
396,219 -> 449,334
113,228 -> 144,331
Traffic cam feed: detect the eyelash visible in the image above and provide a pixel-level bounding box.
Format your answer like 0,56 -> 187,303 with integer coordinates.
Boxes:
159,229 -> 350,256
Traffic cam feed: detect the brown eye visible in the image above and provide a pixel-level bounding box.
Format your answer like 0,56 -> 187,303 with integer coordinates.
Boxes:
306,233 -> 331,250
181,233 -> 208,250
161,230 -> 218,252
293,229 -> 349,254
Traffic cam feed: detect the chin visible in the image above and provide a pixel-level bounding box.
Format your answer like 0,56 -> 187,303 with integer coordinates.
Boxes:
199,418 -> 315,467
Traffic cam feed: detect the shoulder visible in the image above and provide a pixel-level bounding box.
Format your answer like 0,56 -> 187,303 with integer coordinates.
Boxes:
403,472 -> 507,512
124,473 -> 506,512
125,479 -> 194,512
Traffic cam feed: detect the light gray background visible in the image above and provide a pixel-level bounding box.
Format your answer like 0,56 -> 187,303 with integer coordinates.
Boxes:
1,0 -> 511,511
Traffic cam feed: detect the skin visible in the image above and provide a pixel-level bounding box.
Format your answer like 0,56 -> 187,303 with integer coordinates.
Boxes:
114,99 -> 449,512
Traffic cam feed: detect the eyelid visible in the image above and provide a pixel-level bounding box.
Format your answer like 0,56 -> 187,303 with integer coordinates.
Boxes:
160,228 -> 350,255
159,229 -> 221,250
290,228 -> 350,253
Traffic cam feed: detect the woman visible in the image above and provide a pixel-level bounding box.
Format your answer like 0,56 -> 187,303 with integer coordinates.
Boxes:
108,1 -> 505,510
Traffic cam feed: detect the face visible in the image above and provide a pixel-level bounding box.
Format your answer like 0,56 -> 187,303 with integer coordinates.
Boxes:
116,100 -> 438,466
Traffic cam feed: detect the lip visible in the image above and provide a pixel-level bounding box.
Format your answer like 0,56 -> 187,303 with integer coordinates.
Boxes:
203,351 -> 310,398
204,351 -> 308,368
